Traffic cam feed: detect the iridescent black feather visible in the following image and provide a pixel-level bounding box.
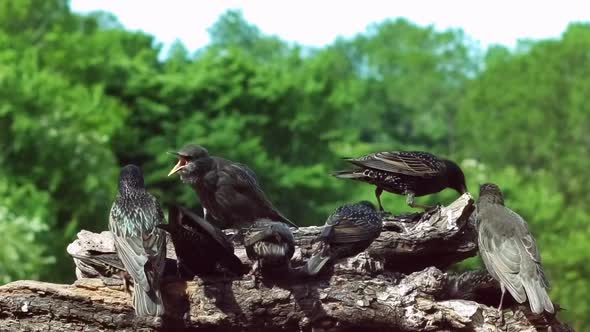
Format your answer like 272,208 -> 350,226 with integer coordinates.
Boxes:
109,165 -> 166,317
305,201 -> 382,275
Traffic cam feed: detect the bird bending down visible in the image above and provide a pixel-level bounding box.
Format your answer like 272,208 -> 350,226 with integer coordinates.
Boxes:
305,201 -> 382,276
476,183 -> 554,315
109,165 -> 167,317
157,204 -> 244,278
244,219 -> 295,276
167,144 -> 297,229
333,151 -> 467,211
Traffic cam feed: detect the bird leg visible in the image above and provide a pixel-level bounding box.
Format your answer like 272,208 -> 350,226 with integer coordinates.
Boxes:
405,192 -> 435,210
498,285 -> 505,325
375,187 -> 384,211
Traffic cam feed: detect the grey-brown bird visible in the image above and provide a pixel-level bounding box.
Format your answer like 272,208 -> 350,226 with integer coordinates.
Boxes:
477,183 -> 554,314
167,144 -> 297,229
109,165 -> 166,317
334,151 -> 467,211
305,201 -> 383,275
244,219 -> 295,275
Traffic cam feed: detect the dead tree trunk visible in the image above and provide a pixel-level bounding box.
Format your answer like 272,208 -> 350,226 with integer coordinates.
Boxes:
0,194 -> 573,331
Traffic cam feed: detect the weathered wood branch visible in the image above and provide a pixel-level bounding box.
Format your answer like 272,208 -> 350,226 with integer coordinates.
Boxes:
0,194 -> 573,331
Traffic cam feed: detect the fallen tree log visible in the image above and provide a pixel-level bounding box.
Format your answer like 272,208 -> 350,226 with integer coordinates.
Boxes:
0,194 -> 573,331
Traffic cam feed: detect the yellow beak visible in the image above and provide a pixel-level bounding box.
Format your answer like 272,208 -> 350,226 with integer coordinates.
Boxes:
167,160 -> 186,176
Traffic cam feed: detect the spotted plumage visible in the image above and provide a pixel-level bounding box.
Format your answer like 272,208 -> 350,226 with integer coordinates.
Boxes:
70,250 -> 125,279
168,144 -> 297,229
158,204 -> 245,277
477,183 -> 554,315
109,165 -> 166,317
334,151 -> 467,211
305,201 -> 383,275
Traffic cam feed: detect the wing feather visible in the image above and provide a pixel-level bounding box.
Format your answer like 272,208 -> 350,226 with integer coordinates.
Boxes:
346,151 -> 445,177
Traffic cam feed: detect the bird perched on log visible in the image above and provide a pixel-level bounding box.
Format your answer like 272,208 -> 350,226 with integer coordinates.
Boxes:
157,204 -> 245,277
244,219 -> 295,276
167,144 -> 297,229
305,201 -> 382,275
109,165 -> 167,317
333,151 -> 467,211
69,250 -> 125,279
476,183 -> 554,315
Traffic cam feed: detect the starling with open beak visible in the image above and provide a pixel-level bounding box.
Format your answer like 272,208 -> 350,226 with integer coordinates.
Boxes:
334,151 -> 467,211
109,165 -> 166,317
158,204 -> 245,277
305,201 -> 382,276
167,144 -> 297,229
477,183 -> 554,315
244,219 -> 295,275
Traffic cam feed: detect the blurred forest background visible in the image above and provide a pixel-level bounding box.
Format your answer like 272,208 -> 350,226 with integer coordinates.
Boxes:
1,0 -> 589,329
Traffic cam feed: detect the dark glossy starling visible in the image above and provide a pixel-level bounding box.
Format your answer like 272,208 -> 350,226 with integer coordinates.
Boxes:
477,183 -> 554,314
158,204 -> 245,277
167,144 -> 297,229
109,165 -> 166,317
334,151 -> 467,211
244,219 -> 295,274
305,201 -> 382,275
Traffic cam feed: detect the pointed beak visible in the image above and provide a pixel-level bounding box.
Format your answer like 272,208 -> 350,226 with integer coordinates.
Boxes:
168,159 -> 186,176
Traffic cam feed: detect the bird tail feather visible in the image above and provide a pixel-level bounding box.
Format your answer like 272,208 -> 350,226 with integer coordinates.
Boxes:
523,279 -> 554,314
332,170 -> 364,179
304,252 -> 331,276
133,287 -> 164,317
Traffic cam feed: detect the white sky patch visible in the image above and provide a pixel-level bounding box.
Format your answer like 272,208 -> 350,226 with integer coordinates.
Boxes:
70,0 -> 590,54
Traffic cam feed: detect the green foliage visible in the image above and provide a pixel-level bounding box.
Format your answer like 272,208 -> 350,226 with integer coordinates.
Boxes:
0,175 -> 55,283
0,3 -> 588,329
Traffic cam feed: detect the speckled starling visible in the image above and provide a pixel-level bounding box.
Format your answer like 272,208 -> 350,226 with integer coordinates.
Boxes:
305,201 -> 382,275
477,183 -> 554,314
334,151 -> 467,211
109,165 -> 166,317
244,219 -> 295,274
167,144 -> 297,229
158,204 -> 245,277
70,250 -> 125,279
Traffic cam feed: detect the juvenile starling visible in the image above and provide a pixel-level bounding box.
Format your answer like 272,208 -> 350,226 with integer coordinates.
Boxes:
477,183 -> 554,314
167,144 -> 297,229
109,165 -> 166,317
334,151 -> 467,211
244,219 -> 295,274
158,204 -> 244,277
305,201 -> 382,275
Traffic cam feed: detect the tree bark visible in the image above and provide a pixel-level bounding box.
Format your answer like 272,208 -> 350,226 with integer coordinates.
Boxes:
0,194 -> 573,331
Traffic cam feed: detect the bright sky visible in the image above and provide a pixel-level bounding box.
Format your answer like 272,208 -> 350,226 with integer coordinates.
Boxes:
70,0 -> 590,55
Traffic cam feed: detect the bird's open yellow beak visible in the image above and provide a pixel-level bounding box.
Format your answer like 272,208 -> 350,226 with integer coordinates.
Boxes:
168,159 -> 187,176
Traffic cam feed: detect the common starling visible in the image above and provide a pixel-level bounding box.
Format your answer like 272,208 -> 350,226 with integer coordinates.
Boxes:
476,183 -> 554,314
70,250 -> 125,278
109,165 -> 167,317
244,219 -> 295,274
334,151 -> 467,211
167,144 -> 297,229
305,201 -> 382,275
158,204 -> 245,277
